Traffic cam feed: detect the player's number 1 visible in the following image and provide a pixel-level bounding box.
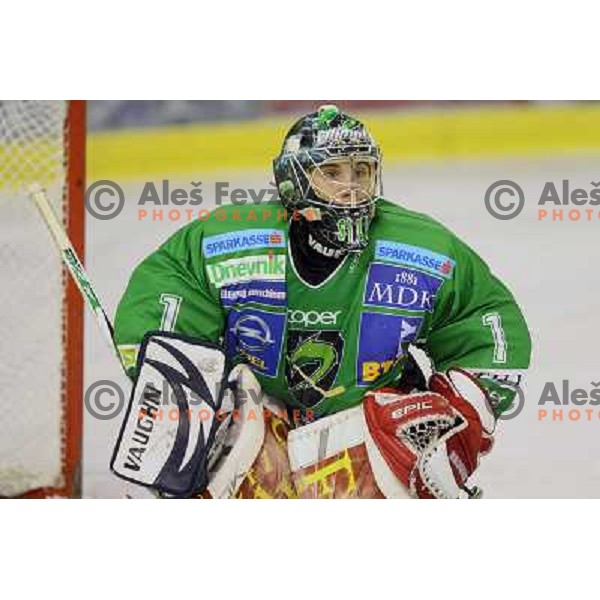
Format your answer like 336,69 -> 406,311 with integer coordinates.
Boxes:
482,312 -> 507,364
160,293 -> 182,332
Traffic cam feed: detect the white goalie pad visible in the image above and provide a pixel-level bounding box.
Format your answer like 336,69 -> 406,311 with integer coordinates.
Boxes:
287,405 -> 412,499
206,364 -> 267,499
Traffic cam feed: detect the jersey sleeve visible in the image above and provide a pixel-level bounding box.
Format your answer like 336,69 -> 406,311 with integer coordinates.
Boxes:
113,221 -> 226,376
426,237 -> 532,412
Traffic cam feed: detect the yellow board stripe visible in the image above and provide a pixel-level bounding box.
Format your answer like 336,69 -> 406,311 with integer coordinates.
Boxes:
87,104 -> 600,180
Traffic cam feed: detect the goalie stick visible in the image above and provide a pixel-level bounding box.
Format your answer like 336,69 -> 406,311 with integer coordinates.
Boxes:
28,184 -> 127,374
30,186 -> 247,498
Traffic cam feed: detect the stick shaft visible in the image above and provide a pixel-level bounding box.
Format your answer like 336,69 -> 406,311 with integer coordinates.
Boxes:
29,185 -> 126,373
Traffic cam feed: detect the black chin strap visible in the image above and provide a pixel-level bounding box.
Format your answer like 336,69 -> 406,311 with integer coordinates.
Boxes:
289,218 -> 345,286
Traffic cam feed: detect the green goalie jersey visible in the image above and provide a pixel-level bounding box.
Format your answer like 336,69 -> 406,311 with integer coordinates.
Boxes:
114,199 -> 531,418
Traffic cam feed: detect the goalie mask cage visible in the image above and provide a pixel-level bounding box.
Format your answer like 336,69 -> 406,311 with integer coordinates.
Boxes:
0,101 -> 85,498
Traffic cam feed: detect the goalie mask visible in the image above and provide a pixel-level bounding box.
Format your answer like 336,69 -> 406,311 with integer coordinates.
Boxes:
273,104 -> 382,253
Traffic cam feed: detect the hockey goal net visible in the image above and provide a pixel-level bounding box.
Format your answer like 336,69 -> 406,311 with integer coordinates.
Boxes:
0,100 -> 85,498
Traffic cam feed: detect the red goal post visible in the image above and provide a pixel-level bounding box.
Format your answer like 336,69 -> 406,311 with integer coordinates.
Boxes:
0,100 -> 85,498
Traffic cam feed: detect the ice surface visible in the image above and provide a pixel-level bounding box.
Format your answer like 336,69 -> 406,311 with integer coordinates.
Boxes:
83,154 -> 600,498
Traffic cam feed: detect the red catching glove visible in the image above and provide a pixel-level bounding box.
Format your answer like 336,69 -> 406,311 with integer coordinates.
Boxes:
363,367 -> 496,499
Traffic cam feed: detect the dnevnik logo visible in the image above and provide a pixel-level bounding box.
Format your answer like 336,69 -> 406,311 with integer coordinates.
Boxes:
207,255 -> 286,288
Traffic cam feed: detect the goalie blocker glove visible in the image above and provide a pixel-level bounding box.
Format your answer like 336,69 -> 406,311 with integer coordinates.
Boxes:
111,332 -> 237,497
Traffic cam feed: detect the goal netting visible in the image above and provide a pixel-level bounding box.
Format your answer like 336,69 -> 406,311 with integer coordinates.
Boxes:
0,100 -> 85,497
